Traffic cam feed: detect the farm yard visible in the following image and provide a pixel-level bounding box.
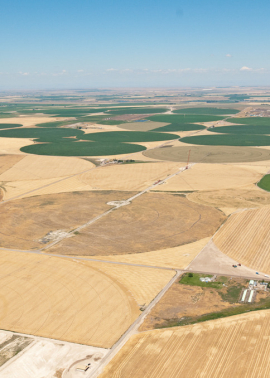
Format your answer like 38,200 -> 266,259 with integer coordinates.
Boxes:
0,96 -> 270,377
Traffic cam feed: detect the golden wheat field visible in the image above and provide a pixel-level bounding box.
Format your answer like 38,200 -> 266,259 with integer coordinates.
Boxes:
0,250 -> 140,348
154,163 -> 261,192
96,238 -> 210,269
100,310 -> 270,378
0,155 -> 94,181
78,162 -> 183,191
214,206 -> 270,274
84,261 -> 175,305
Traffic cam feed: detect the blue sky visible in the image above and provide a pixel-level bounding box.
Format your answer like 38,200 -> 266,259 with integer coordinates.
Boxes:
1,0 -> 270,89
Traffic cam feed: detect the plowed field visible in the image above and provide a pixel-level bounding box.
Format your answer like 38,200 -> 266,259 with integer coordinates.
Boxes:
100,310 -> 270,378
214,206 -> 270,273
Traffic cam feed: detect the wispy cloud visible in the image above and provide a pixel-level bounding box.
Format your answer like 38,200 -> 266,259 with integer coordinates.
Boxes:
240,66 -> 252,71
226,54 -> 232,58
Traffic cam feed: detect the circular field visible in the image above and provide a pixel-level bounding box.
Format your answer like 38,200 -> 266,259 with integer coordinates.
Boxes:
181,134 -> 270,146
21,141 -> 146,156
81,131 -> 179,142
143,145 -> 270,163
48,193 -> 226,256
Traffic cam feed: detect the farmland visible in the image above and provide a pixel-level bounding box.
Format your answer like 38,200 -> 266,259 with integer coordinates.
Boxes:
47,193 -> 225,256
214,206 -> 270,274
1,93 -> 270,376
143,145 -> 270,163
181,133 -> 270,146
258,174 -> 270,192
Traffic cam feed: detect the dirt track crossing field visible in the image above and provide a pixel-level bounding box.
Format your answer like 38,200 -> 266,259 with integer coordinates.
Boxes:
48,193 -> 226,256
214,206 -> 270,274
143,145 -> 270,163
0,250 -> 140,348
0,191 -> 132,249
154,163 -> 261,192
99,310 -> 270,378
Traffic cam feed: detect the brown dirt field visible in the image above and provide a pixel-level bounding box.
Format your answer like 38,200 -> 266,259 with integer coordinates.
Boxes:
119,121 -> 169,131
0,191 -> 131,249
107,114 -> 152,121
0,154 -> 24,175
0,250 -> 139,348
139,278 -> 246,331
143,145 -> 270,163
154,163 -> 261,192
78,162 -> 183,191
0,155 -> 94,181
95,238 -> 210,269
214,206 -> 270,274
48,193 -> 226,256
188,187 -> 270,210
100,310 -> 270,378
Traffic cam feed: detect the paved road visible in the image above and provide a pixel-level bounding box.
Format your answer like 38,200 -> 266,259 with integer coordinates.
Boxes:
87,270 -> 182,378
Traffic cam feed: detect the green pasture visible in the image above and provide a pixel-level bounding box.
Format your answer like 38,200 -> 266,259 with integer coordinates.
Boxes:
20,141 -> 146,156
173,107 -> 239,115
106,107 -> 168,115
0,127 -> 84,142
181,134 -> 270,146
36,121 -> 77,128
257,174 -> 270,192
147,114 -> 222,124
0,123 -> 23,129
81,131 -> 179,143
210,125 -> 270,134
229,117 -> 270,126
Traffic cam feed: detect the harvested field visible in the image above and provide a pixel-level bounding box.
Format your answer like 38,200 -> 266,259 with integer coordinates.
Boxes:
0,191 -> 130,249
84,261 -> 174,305
143,145 -> 270,163
214,206 -> 270,274
119,121 -> 169,131
0,154 -> 94,181
188,187 -> 270,209
0,116 -> 58,127
78,162 -> 183,191
96,238 -> 210,269
0,155 -> 24,175
0,250 -> 139,347
154,164 -> 261,192
48,193 -> 226,256
0,137 -> 34,154
100,310 -> 270,378
140,275 -> 248,331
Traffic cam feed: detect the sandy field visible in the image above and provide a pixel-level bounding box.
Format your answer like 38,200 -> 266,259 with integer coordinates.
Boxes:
0,155 -> 94,181
154,163 -> 261,192
188,187 -> 270,210
214,206 -> 270,274
0,250 -> 139,347
96,238 -> 210,269
143,145 -> 270,163
0,191 -> 131,249
100,310 -> 270,378
78,161 -> 183,191
0,334 -> 107,378
48,193 -> 226,256
84,261 -> 174,306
